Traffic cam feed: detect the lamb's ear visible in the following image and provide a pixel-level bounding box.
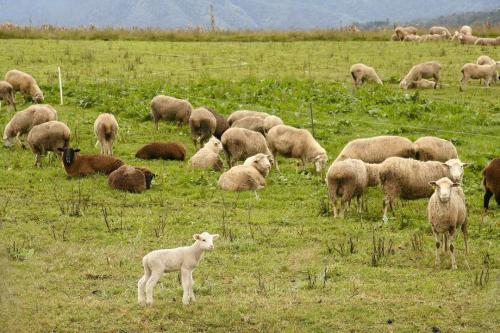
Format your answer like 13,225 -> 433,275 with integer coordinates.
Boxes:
212,234 -> 220,240
193,234 -> 201,241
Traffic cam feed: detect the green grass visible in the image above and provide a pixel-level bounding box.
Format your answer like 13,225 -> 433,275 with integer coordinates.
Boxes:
0,39 -> 499,332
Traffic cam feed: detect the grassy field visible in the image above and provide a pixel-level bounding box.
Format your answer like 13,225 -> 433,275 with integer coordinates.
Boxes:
0,39 -> 499,332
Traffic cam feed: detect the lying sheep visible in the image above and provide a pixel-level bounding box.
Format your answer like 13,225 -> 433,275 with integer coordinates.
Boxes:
429,26 -> 451,38
325,159 -> 380,218
27,120 -> 70,167
231,116 -> 266,134
394,26 -> 418,40
221,127 -> 272,167
460,25 -> 472,36
218,153 -> 272,194
189,107 -> 217,150
483,158 -> 500,211
94,113 -> 118,155
59,147 -> 124,177
350,63 -> 383,87
4,69 -> 44,102
420,34 -> 447,42
403,34 -> 421,42
474,37 -> 500,46
108,165 -> 155,193
460,62 -> 498,89
400,61 -> 441,89
135,142 -> 186,161
457,33 -> 478,45
414,136 -> 458,162
3,104 -> 57,147
0,80 -> 16,110
150,95 -> 193,129
205,107 -> 229,139
263,115 -> 284,133
427,177 -> 468,269
138,232 -> 219,306
335,135 -> 414,163
403,79 -> 436,89
379,157 -> 468,222
227,110 -> 270,126
189,136 -> 223,171
267,125 -> 327,172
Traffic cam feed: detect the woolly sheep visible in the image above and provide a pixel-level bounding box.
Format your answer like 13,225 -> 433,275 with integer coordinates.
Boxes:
189,136 -> 223,171
138,232 -> 219,305
474,37 -> 500,46
390,33 -> 399,41
59,147 -> 124,177
218,153 -> 272,194
4,69 -> 44,102
400,61 -> 441,89
402,79 -> 436,89
150,95 -> 193,129
420,34 -> 447,42
0,80 -> 16,110
456,33 -> 478,45
413,136 -> 458,162
394,26 -> 418,40
335,135 -> 414,163
94,113 -> 118,155
429,26 -> 451,38
27,120 -> 70,167
189,107 -> 217,150
227,110 -> 270,126
350,63 -> 383,87
231,116 -> 266,134
263,115 -> 284,133
221,127 -> 272,167
3,104 -> 57,147
459,26 -> 472,36
403,34 -> 421,42
135,142 -> 186,161
483,158 -> 500,211
379,157 -> 468,222
460,62 -> 498,90
476,56 -> 498,85
204,107 -> 229,139
108,165 -> 155,193
325,159 -> 380,218
427,177 -> 468,269
266,125 -> 327,173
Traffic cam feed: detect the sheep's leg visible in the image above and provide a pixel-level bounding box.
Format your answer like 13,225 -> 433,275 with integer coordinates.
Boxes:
461,222 -> 468,256
138,265 -> 151,306
433,232 -> 441,267
274,156 -> 280,172
356,196 -> 362,213
339,200 -> 348,218
382,196 -> 392,223
34,154 -> 41,167
448,230 -> 457,270
181,268 -> 191,305
154,120 -> 159,131
189,271 -> 195,302
145,271 -> 162,305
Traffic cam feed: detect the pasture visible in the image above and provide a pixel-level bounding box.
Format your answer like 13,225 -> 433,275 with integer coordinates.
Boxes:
0,39 -> 499,332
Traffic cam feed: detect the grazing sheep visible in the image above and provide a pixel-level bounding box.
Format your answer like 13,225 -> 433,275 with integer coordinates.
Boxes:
231,116 -> 266,134
59,147 -> 124,177
218,153 -> 272,194
474,37 -> 500,46
476,55 -> 496,66
394,26 -> 418,40
429,26 -> 451,38
350,63 -> 383,87
403,79 -> 436,89
27,120 -> 70,167
189,107 -> 217,150
403,34 -> 421,42
427,177 -> 468,269
460,62 -> 498,89
390,33 -> 399,41
189,136 -> 223,171
400,61 -> 441,89
138,232 -> 219,306
94,113 -> 118,155
204,107 -> 229,139
150,95 -> 193,129
3,104 -> 57,147
266,125 -> 327,172
108,165 -> 155,193
135,142 -> 186,161
379,158 -> 468,222
459,25 -> 472,36
325,159 -> 380,218
221,127 -> 272,167
227,110 -> 270,126
0,80 -> 16,110
483,158 -> 500,211
263,115 -> 284,133
414,136 -> 458,162
335,135 -> 414,163
4,69 -> 44,102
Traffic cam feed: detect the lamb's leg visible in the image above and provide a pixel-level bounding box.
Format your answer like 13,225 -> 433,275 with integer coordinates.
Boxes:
189,271 -> 195,302
181,268 -> 191,305
145,271 -> 162,305
138,265 -> 151,306
433,232 -> 441,267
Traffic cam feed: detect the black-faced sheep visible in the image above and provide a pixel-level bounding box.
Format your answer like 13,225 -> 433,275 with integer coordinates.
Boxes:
135,142 -> 186,161
221,127 -> 272,167
150,95 -> 193,129
483,158 -> 500,211
4,69 -> 44,102
0,80 -> 16,110
108,165 -> 155,193
189,107 -> 217,150
59,147 -> 124,177
94,113 -> 118,155
27,120 -> 70,167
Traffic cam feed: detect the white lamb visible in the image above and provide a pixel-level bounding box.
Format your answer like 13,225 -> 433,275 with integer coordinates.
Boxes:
137,232 -> 219,306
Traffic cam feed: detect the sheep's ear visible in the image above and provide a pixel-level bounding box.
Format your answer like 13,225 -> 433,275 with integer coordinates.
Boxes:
452,183 -> 460,187
429,181 -> 437,187
193,234 -> 201,241
461,162 -> 471,168
212,234 -> 220,240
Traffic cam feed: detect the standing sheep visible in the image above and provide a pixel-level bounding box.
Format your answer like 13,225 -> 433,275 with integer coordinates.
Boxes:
218,153 -> 272,194
427,177 -> 468,269
476,55 -> 495,66
460,62 -> 498,90
0,80 -> 16,110
204,107 -> 229,139
221,127 -> 272,167
266,125 -> 327,173
59,147 -> 124,177
27,120 -> 70,167
135,142 -> 186,161
400,61 -> 441,89
138,232 -> 219,306
108,165 -> 155,193
231,116 -> 267,134
429,26 -> 451,38
474,37 -> 500,46
94,113 -> 118,155
150,95 -> 193,129
483,158 -> 500,211
189,107 -> 217,150
413,136 -> 458,162
263,115 -> 284,133
350,64 -> 383,87
420,34 -> 448,42
3,104 -> 57,147
4,69 -> 44,102
394,26 -> 418,40
227,110 -> 270,126
335,135 -> 414,163
189,136 -> 223,171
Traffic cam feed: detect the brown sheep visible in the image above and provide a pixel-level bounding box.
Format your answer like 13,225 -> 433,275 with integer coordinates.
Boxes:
27,120 -> 70,167
58,147 -> 124,177
150,95 -> 193,129
0,80 -> 16,110
483,158 -> 500,211
135,142 -> 186,161
5,69 -> 44,102
204,107 -> 229,139
108,165 -> 155,193
189,107 -> 217,150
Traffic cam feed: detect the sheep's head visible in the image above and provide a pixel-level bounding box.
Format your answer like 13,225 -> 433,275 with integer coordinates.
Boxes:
313,153 -> 328,173
33,90 -> 44,103
193,232 -> 219,251
144,171 -> 155,189
58,147 -> 80,165
430,177 -> 460,203
442,159 -> 470,183
244,153 -> 272,176
205,136 -> 222,153
399,78 -> 409,89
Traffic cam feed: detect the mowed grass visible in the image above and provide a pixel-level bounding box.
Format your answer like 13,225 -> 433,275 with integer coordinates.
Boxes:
0,39 -> 499,332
